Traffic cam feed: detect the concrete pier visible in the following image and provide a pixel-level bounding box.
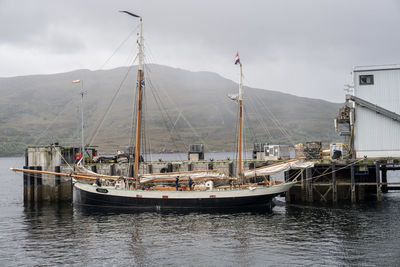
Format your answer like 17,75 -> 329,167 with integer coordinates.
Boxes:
24,146 -> 71,202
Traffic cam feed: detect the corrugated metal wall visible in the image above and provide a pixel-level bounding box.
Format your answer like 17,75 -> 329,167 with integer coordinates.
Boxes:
354,67 -> 400,158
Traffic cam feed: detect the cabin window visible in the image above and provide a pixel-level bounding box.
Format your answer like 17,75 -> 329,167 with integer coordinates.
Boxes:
359,75 -> 374,85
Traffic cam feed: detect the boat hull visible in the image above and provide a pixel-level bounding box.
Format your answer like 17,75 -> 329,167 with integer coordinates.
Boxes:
73,182 -> 295,211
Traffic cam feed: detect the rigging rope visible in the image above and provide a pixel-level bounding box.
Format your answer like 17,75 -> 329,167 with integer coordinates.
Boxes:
87,54 -> 138,147
98,25 -> 139,70
33,98 -> 76,145
302,158 -> 366,182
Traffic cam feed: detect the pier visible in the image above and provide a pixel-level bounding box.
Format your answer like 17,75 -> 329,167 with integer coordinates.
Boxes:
285,159 -> 400,204
20,145 -> 400,205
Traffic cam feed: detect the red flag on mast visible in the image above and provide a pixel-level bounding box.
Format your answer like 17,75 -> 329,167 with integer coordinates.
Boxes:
234,52 -> 241,65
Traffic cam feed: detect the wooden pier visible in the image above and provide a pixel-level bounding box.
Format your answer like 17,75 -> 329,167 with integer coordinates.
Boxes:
285,159 -> 400,204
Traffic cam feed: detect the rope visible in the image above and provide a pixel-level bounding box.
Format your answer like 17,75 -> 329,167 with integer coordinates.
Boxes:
87,54 -> 138,147
291,169 -> 304,182
32,98 -> 75,145
98,25 -> 139,70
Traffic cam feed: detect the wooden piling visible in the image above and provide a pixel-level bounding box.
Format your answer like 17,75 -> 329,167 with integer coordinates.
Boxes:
351,164 -> 356,203
332,162 -> 337,203
376,161 -> 382,201
26,166 -> 35,202
23,166 -> 28,201
306,168 -> 313,203
284,171 -> 291,202
381,165 -> 388,193
301,170 -> 306,202
33,166 -> 42,202
55,166 -> 61,202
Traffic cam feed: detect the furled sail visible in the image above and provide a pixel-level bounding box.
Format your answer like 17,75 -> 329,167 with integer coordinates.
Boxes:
244,160 -> 314,179
140,171 -> 229,183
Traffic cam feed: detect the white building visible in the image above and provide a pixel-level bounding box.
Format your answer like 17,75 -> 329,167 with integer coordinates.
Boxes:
351,64 -> 400,158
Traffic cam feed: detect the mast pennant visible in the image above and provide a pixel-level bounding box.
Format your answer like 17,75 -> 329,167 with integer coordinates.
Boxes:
119,10 -> 141,18
234,52 -> 241,65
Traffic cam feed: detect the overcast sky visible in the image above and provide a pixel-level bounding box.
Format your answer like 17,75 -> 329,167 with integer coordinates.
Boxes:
1,0 -> 400,102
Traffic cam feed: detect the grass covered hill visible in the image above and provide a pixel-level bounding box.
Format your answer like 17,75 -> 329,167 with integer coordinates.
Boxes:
0,64 -> 341,156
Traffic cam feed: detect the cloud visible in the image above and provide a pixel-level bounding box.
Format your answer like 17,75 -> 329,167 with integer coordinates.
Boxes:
0,0 -> 399,102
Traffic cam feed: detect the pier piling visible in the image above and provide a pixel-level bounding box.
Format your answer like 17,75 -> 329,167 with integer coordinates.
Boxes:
351,164 -> 356,203
332,162 -> 337,203
376,161 -> 382,201
381,165 -> 388,193
306,168 -> 313,203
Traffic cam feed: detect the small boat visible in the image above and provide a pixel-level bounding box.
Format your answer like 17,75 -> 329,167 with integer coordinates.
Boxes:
12,11 -> 313,211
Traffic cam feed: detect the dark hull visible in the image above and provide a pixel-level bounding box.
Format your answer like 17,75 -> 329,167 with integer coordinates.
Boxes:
73,186 -> 279,211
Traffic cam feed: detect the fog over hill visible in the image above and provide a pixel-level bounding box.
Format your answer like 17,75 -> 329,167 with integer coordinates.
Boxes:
0,64 -> 342,156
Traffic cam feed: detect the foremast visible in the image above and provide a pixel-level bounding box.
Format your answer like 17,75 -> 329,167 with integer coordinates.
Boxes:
120,11 -> 143,189
235,53 -> 243,183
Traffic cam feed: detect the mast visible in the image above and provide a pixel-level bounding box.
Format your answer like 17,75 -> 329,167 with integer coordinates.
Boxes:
234,52 -> 243,183
238,63 -> 243,182
134,16 -> 144,189
120,10 -> 144,189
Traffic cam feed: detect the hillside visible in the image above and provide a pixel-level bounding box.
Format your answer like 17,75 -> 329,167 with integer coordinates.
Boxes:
0,65 -> 342,156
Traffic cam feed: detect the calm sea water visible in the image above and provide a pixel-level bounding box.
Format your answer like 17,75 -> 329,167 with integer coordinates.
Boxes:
2,157 -> 400,266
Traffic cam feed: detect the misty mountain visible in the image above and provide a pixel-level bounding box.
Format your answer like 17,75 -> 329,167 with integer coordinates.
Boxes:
0,64 -> 342,156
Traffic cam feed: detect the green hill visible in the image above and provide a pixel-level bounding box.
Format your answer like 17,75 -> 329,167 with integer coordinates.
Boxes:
0,64 -> 342,156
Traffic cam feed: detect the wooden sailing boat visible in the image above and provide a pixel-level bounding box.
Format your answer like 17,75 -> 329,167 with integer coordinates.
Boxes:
12,11 -> 312,211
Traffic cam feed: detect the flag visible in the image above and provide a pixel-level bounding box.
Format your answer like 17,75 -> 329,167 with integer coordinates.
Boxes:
72,80 -> 81,84
234,52 -> 241,65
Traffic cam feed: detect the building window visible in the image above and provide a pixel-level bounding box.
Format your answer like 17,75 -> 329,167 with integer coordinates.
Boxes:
359,75 -> 374,85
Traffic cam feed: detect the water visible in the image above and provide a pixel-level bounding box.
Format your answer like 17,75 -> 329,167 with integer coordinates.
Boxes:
2,157 -> 400,266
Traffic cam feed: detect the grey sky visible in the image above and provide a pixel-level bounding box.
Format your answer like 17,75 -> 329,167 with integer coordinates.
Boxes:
1,0 -> 399,102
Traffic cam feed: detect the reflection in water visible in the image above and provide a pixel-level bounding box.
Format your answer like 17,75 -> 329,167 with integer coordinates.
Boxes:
1,197 -> 398,266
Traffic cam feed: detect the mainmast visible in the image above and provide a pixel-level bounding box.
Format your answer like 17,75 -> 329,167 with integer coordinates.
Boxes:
235,53 -> 243,183
120,11 -> 143,189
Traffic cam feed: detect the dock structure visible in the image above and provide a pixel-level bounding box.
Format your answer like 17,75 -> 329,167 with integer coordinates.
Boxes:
23,146 -> 72,203
21,145 -> 400,205
285,159 -> 400,204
